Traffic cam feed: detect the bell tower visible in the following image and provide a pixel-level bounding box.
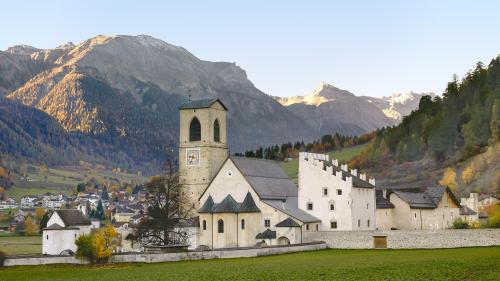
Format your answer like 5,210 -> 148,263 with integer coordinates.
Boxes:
178,99 -> 228,207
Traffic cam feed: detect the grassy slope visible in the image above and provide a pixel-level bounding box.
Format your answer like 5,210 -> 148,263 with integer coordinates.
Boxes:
1,247 -> 499,281
0,235 -> 41,256
6,164 -> 147,199
281,144 -> 368,182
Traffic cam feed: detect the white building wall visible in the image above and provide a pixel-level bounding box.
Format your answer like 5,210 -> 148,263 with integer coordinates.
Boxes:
43,229 -> 80,255
298,152 -> 376,231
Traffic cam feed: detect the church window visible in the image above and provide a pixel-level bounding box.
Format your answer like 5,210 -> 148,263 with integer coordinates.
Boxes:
306,224 -> 309,230
241,219 -> 245,230
218,219 -> 224,233
264,219 -> 270,227
367,219 -> 370,227
213,119 -> 220,142
202,220 -> 207,230
316,224 -> 319,231
189,117 -> 201,142
307,203 -> 313,210
46,235 -> 48,240
358,219 -> 361,227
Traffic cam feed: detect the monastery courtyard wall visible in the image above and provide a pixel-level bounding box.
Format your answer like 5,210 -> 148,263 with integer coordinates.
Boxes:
303,229 -> 500,249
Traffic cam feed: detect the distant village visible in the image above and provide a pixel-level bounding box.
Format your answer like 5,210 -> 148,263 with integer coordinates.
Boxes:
1,99 -> 499,257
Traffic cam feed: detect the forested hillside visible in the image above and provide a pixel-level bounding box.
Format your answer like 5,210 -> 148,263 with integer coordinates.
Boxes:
352,56 -> 500,195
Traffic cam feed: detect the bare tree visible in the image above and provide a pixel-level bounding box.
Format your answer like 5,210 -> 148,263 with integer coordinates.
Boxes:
133,160 -> 194,246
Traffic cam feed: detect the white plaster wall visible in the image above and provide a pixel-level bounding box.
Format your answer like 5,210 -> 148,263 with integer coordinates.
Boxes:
46,212 -> 66,227
43,229 -> 80,255
376,209 -> 394,230
298,152 -> 375,231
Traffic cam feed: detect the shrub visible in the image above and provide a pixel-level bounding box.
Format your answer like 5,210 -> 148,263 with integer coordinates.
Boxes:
487,211 -> 500,228
75,225 -> 118,264
452,218 -> 469,229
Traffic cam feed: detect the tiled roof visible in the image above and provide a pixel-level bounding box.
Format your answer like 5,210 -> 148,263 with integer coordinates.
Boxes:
55,210 -> 91,226
212,195 -> 240,213
179,99 -> 227,110
231,156 -> 297,200
376,190 -> 395,209
262,197 -> 320,223
255,229 -> 276,239
238,192 -> 261,213
459,206 -> 477,216
275,217 -> 301,227
392,186 -> 459,209
199,193 -> 261,213
198,195 -> 215,213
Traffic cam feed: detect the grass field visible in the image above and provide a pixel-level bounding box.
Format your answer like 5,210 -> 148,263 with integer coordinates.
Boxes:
1,247 -> 499,280
281,144 -> 368,182
0,235 -> 42,256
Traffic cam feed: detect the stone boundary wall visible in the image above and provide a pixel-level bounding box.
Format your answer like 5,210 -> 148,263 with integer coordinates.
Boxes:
3,242 -> 326,267
303,229 -> 500,249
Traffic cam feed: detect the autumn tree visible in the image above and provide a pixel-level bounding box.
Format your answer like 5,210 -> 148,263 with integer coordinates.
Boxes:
133,161 -> 194,246
24,216 -> 38,235
35,207 -> 45,223
439,168 -> 458,192
75,224 -> 118,264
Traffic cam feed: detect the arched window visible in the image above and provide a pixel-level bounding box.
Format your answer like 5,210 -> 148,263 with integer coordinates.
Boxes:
202,220 -> 207,230
189,117 -> 201,142
241,219 -> 245,230
213,119 -> 220,142
218,219 -> 224,233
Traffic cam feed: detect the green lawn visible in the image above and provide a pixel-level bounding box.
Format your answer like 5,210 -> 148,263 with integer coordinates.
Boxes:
1,247 -> 499,280
0,235 -> 42,256
281,144 -> 368,182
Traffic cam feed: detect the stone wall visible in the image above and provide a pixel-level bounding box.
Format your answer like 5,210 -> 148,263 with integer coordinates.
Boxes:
3,242 -> 326,267
303,229 -> 500,249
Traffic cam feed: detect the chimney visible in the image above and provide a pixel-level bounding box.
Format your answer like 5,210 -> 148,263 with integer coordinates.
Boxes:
350,169 -> 358,177
360,173 -> 366,181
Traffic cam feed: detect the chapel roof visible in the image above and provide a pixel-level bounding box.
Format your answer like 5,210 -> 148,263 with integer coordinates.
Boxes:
55,209 -> 91,226
391,186 -> 459,209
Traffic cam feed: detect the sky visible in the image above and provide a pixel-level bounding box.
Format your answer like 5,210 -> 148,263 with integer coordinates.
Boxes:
1,1 -> 500,97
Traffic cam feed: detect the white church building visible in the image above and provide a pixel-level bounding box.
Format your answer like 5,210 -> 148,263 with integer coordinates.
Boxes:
178,99 -> 377,249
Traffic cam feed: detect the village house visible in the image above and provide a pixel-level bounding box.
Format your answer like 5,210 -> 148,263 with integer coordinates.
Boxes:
478,194 -> 500,210
298,152 -> 376,231
375,187 -> 460,230
460,193 -> 479,222
42,209 -> 99,255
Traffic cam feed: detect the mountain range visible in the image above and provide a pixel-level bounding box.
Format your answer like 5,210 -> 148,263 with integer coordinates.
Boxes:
275,83 -> 433,136
0,35 -> 429,170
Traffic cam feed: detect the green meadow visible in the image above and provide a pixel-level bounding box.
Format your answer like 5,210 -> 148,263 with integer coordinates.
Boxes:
1,247 -> 499,281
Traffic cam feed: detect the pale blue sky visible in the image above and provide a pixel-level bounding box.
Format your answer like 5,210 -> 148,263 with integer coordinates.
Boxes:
1,1 -> 499,97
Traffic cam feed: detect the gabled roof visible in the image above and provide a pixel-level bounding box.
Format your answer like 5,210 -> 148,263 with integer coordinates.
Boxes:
459,206 -> 477,216
55,210 -> 91,226
212,195 -> 240,213
392,186 -> 459,209
43,223 -> 79,230
238,192 -> 261,213
231,156 -> 297,200
376,190 -> 395,209
262,197 -> 320,223
275,217 -> 301,227
255,229 -> 276,239
198,195 -> 215,213
478,194 -> 500,202
179,99 -> 228,111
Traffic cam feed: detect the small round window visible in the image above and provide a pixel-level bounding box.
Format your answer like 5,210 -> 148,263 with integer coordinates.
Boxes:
227,170 -> 233,177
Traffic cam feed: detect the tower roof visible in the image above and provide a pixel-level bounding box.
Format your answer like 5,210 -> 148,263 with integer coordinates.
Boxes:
179,98 -> 228,111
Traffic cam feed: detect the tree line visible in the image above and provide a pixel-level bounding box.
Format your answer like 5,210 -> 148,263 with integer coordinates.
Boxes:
235,132 -> 375,161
